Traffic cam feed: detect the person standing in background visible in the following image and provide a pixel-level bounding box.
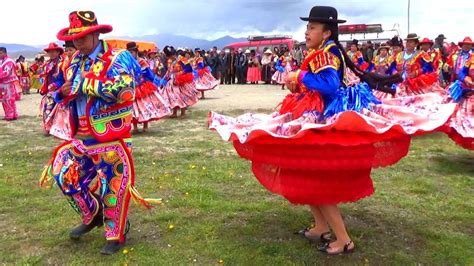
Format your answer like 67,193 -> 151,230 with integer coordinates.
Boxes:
16,55 -> 31,95
218,50 -> 227,84
223,49 -> 236,84
364,41 -> 374,63
0,47 -> 19,120
246,50 -> 261,84
261,49 -> 273,84
235,48 -> 247,84
207,46 -> 221,80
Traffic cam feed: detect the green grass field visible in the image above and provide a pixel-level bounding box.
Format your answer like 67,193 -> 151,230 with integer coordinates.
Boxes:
0,110 -> 473,265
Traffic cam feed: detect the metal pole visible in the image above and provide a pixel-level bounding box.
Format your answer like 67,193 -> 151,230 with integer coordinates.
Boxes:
408,0 -> 411,34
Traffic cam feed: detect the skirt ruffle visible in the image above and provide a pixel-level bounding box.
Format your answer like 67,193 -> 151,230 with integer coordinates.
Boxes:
163,80 -> 199,109
247,67 -> 261,82
195,71 -> 219,92
133,81 -> 172,123
272,70 -> 288,85
209,91 -> 457,205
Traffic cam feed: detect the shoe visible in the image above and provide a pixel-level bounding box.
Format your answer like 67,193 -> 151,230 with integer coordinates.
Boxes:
100,239 -> 126,255
295,228 -> 332,243
318,240 -> 355,255
69,213 -> 103,240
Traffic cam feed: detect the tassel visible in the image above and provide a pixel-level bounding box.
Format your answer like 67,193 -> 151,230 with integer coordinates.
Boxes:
39,160 -> 53,187
129,186 -> 162,209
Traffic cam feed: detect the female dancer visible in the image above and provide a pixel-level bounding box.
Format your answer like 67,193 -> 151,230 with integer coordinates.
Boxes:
162,46 -> 199,118
127,42 -> 171,133
209,6 -> 456,255
193,48 -> 219,99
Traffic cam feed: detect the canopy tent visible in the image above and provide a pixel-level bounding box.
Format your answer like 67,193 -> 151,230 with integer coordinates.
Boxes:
105,39 -> 158,52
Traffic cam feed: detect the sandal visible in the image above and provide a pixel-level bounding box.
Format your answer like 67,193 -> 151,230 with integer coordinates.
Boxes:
295,228 -> 332,243
318,240 -> 355,255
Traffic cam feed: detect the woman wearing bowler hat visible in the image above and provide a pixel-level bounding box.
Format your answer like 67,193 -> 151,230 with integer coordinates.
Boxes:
209,6 -> 456,255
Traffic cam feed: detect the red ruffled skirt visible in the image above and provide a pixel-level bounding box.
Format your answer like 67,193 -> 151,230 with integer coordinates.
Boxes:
209,91 -> 456,205
163,78 -> 199,109
247,67 -> 261,83
133,81 -> 172,123
195,70 -> 219,92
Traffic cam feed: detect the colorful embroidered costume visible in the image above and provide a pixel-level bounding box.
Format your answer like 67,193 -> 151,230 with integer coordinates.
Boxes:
375,35 -> 444,99
132,57 -> 171,123
0,54 -> 19,120
16,59 -> 31,94
162,55 -> 199,109
347,50 -> 369,71
272,56 -> 292,85
193,55 -> 219,92
368,53 -> 391,76
40,43 -> 64,134
445,37 -> 473,82
40,11 -> 158,250
209,40 -> 456,205
446,53 -> 474,150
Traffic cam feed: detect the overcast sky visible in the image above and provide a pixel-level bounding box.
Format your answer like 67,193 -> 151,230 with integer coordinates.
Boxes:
1,0 -> 472,45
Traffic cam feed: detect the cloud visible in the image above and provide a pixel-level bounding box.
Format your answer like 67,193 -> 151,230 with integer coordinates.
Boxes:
1,0 -> 471,45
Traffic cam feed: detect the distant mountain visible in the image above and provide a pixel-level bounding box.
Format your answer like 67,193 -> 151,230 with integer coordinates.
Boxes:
211,36 -> 247,49
106,34 -> 247,50
0,43 -> 40,53
7,34 -> 248,60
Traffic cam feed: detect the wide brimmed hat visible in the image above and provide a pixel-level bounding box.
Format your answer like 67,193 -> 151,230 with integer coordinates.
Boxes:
405,33 -> 420,41
458,37 -> 474,46
435,34 -> 446,40
44,42 -> 64,53
378,43 -> 390,51
57,11 -> 113,41
300,6 -> 346,23
419,38 -> 434,45
126,42 -> 139,52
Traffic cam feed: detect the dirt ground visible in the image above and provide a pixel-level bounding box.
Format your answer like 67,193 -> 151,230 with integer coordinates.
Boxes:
3,84 -> 288,118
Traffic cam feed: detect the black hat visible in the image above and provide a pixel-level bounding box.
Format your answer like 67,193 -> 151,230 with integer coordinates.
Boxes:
435,34 -> 446,40
390,36 -> 403,47
63,41 -> 75,49
405,33 -> 420,41
300,6 -> 346,24
194,48 -> 201,52
126,42 -> 139,52
163,45 -> 176,57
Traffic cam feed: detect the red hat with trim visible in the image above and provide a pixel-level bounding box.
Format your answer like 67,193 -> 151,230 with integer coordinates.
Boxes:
147,48 -> 158,55
44,42 -> 64,53
57,11 -> 113,41
419,38 -> 434,45
458,37 -> 474,46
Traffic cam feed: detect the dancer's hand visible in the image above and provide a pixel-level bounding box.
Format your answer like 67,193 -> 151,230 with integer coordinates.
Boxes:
60,81 -> 72,96
464,77 -> 473,87
285,72 -> 299,92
